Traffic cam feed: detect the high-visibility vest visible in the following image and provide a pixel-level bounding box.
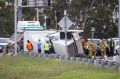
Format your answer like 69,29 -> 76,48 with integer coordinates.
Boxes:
44,43 -> 49,51
105,42 -> 109,48
27,42 -> 33,50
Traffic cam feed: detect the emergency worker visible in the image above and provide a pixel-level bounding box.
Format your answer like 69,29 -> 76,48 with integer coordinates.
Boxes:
27,40 -> 33,56
49,40 -> 55,54
105,39 -> 109,57
91,41 -> 96,58
109,39 -> 115,57
88,40 -> 96,58
44,41 -> 50,54
100,39 -> 106,59
81,39 -> 87,55
84,41 -> 89,56
37,39 -> 42,53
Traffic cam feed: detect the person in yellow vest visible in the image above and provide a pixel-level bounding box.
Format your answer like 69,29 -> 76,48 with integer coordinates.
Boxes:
44,41 -> 50,54
100,39 -> 106,59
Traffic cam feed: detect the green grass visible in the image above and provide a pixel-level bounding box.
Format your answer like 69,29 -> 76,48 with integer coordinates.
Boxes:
0,56 -> 119,79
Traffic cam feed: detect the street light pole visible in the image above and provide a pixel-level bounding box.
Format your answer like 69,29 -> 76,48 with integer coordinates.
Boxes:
14,0 -> 18,55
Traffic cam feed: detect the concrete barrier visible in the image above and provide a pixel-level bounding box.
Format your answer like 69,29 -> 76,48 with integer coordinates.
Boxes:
75,57 -> 82,62
33,53 -> 39,57
53,54 -> 59,59
48,54 -> 54,58
64,56 -> 70,61
94,59 -> 99,65
58,55 -> 64,60
82,58 -> 88,62
107,61 -> 111,67
87,58 -> 94,63
111,62 -> 119,69
70,57 -> 76,61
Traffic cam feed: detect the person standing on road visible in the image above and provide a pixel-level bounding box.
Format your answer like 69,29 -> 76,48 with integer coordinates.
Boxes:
44,41 -> 50,54
100,39 -> 106,59
109,39 -> 115,57
37,39 -> 42,54
27,40 -> 33,56
49,40 -> 55,54
88,40 -> 96,58
81,38 -> 87,55
91,41 -> 96,58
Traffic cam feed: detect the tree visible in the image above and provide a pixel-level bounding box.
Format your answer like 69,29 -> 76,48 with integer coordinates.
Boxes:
0,0 -> 118,38
0,0 -> 14,37
50,0 -> 118,38
0,0 -> 5,8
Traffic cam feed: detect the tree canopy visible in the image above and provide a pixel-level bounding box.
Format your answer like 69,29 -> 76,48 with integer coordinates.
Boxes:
0,0 -> 118,38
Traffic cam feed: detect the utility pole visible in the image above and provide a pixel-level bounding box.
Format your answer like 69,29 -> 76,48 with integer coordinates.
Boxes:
44,16 -> 47,29
64,10 -> 68,54
14,0 -> 18,55
55,10 -> 58,30
18,0 -> 22,21
118,0 -> 120,70
36,8 -> 39,21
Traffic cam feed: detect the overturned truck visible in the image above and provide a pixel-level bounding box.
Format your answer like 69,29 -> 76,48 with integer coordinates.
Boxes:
23,30 -> 84,57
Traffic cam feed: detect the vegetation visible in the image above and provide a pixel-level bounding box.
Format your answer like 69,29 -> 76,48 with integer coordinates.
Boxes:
0,0 -> 14,37
0,56 -> 119,79
0,0 -> 119,38
50,0 -> 118,38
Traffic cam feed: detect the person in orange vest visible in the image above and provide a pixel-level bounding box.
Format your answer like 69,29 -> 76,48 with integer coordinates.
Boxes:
27,40 -> 33,56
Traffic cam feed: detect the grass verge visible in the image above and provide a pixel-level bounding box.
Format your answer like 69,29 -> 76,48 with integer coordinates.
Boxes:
0,56 -> 119,79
